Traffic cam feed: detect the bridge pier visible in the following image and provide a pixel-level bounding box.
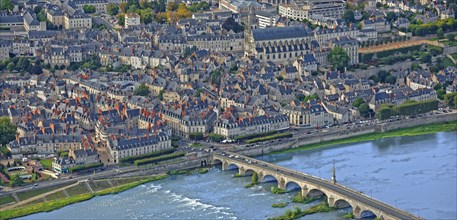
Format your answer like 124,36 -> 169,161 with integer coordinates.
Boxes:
278,178 -> 286,190
301,187 -> 309,197
328,197 -> 335,207
353,206 -> 362,219
222,162 -> 228,171
239,167 -> 246,176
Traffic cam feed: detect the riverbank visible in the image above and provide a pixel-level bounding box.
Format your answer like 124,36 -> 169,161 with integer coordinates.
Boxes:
0,174 -> 168,220
274,121 -> 457,154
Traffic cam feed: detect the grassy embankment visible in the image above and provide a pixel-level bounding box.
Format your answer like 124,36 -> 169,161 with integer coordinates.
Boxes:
268,201 -> 336,220
0,174 -> 168,220
275,121 -> 457,154
291,192 -> 321,204
272,202 -> 288,208
168,168 -> 209,175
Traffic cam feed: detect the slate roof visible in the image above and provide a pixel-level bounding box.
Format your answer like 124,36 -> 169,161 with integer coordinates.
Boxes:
252,26 -> 308,41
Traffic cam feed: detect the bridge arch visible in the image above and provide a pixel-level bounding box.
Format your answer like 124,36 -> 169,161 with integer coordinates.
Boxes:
213,158 -> 223,165
285,181 -> 301,192
261,174 -> 279,183
243,168 -> 256,176
308,188 -> 328,199
227,163 -> 240,170
360,210 -> 378,219
333,199 -> 353,209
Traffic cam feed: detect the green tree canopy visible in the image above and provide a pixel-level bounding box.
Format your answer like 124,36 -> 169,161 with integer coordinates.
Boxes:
222,17 -> 244,33
437,28 -> 444,38
0,0 -> 13,10
352,97 -> 365,108
420,52 -> 432,64
343,10 -> 355,24
1,116 -> 17,146
444,92 -> 457,108
328,47 -> 350,71
83,5 -> 96,13
359,103 -> 371,118
385,12 -> 398,22
134,84 -> 150,96
107,3 -> 119,15
158,89 -> 164,101
10,174 -> 24,187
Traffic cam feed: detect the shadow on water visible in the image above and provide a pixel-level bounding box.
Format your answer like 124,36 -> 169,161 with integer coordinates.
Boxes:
372,133 -> 438,152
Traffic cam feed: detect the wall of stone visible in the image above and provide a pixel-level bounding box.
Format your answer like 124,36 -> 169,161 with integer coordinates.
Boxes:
376,112 -> 457,132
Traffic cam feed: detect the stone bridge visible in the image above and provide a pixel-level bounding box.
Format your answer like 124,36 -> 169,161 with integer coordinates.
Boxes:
212,152 -> 421,220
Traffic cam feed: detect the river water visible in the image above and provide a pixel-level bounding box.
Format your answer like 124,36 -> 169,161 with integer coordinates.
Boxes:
22,132 -> 457,220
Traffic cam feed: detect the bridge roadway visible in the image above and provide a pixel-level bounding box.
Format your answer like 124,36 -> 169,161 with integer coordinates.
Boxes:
212,152 -> 421,220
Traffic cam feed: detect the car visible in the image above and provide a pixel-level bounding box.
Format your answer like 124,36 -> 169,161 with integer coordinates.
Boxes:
34,183 -> 38,186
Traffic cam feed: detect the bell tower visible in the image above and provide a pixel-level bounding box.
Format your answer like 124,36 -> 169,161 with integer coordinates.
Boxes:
244,5 -> 256,57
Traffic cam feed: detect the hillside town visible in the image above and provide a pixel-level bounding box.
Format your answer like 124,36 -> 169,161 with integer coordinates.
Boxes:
0,0 -> 456,193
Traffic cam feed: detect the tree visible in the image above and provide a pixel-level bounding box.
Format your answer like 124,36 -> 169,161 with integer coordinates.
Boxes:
143,11 -> 153,24
222,17 -> 244,33
437,28 -> 444,39
17,58 -> 30,71
10,174 -> 24,187
447,33 -> 456,41
183,46 -> 197,57
211,69 -> 221,85
119,3 -> 128,13
83,5 -> 96,13
158,89 -> 164,101
176,3 -> 191,19
385,75 -> 396,84
385,12 -> 398,22
0,0 -> 13,10
107,3 -> 119,16
30,64 -> 43,75
327,47 -> 350,71
352,97 -> 365,108
359,103 -> 370,118
420,52 -> 432,63
33,6 -> 43,14
376,70 -> 388,83
6,62 -> 15,71
369,74 -> 379,83
118,13 -> 125,26
134,84 -> 150,96
343,10 -> 355,24
444,92 -> 457,108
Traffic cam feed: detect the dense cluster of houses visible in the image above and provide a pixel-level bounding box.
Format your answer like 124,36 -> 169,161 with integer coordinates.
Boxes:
0,0 -> 453,171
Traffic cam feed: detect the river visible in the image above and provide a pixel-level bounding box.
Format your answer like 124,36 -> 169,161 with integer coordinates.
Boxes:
21,132 -> 457,220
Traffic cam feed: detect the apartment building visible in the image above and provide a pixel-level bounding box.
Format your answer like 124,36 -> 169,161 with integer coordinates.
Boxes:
107,133 -> 172,163
214,114 -> 290,139
279,0 -> 345,21
186,33 -> 244,52
125,13 -> 140,28
280,104 -> 333,127
64,11 -> 92,29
